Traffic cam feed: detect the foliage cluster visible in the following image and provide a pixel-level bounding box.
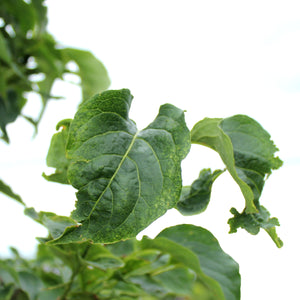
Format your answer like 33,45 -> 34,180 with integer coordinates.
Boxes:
0,1 -> 283,299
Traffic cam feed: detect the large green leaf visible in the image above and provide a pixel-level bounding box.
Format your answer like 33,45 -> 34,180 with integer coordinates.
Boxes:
49,89 -> 190,244
176,168 -> 224,215
191,115 -> 283,246
155,224 -> 241,300
61,48 -> 111,100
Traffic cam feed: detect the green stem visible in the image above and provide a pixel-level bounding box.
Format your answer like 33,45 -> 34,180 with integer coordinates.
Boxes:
60,243 -> 91,300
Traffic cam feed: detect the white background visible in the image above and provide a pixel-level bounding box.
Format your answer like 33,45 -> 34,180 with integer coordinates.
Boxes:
1,1 -> 300,299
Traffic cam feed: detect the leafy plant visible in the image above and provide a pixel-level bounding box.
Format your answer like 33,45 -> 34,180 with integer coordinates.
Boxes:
0,0 -> 110,143
0,0 -> 110,204
0,1 -> 283,299
1,88 -> 282,299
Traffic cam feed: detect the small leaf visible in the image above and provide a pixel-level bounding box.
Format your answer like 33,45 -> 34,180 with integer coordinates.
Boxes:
83,244 -> 124,270
50,89 -> 191,244
156,224 -> 241,300
0,179 -> 24,205
61,48 -> 111,100
0,90 -> 27,143
176,168 -> 224,215
24,207 -> 77,240
229,206 -> 283,248
43,119 -> 72,184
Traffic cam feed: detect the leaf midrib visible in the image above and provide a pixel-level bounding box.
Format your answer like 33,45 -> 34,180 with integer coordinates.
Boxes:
87,131 -> 140,220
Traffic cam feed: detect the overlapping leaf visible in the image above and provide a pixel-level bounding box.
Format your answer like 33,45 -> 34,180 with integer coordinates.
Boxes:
191,115 -> 283,246
142,224 -> 241,300
49,89 -> 190,244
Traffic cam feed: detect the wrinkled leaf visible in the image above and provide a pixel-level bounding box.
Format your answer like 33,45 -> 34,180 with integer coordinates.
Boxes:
229,206 -> 283,247
191,115 -> 282,246
156,224 -> 241,300
61,48 -> 110,100
0,179 -> 24,205
176,168 -> 223,215
43,119 -> 72,184
50,89 -> 190,244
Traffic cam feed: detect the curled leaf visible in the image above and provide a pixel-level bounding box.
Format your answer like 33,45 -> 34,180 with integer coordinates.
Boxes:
191,115 -> 282,246
176,168 -> 224,215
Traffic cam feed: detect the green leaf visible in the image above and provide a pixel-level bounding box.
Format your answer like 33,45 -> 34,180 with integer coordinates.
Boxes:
43,119 -> 72,184
191,115 -> 282,246
0,179 -> 24,205
0,90 -> 27,143
1,0 -> 36,34
176,168 -> 224,215
61,48 -> 110,100
156,224 -> 241,300
229,206 -> 283,248
0,284 -> 15,300
141,235 -> 225,299
153,265 -> 196,296
24,207 -> 77,239
191,117 -> 255,213
18,271 -> 43,300
83,244 -> 124,270
0,31 -> 12,65
50,89 -> 190,244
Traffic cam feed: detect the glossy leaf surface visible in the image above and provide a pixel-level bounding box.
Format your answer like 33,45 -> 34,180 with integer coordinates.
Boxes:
50,89 -> 190,244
